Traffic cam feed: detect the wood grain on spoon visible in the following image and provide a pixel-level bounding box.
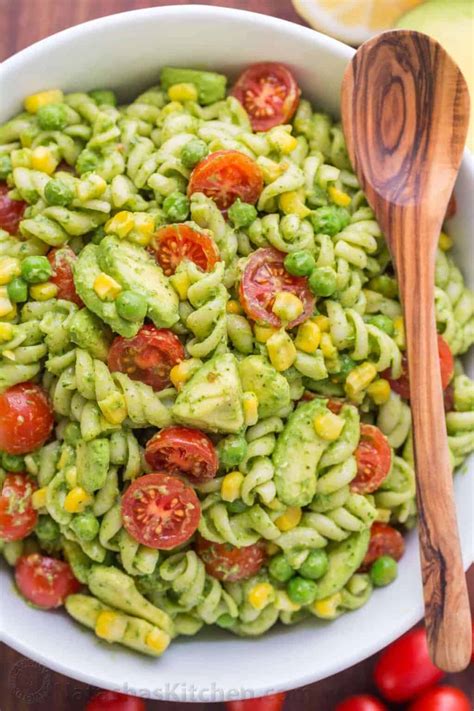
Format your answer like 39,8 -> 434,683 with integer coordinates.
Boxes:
341,29 -> 471,672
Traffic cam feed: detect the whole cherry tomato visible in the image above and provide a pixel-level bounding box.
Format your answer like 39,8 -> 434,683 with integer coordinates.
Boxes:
85,691 -> 146,711
226,692 -> 286,711
408,686 -> 471,711
335,695 -> 388,711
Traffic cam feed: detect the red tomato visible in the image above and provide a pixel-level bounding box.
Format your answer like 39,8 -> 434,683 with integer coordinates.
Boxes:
108,325 -> 185,392
48,246 -> 83,306
196,535 -> 267,582
15,554 -> 80,608
239,247 -> 315,329
0,182 -> 27,234
408,686 -> 470,711
360,522 -> 405,572
445,192 -> 457,220
0,473 -> 37,542
0,382 -> 54,455
231,62 -> 301,131
86,691 -> 146,711
383,335 -> 454,400
151,223 -> 219,276
145,426 -> 218,483
187,150 -> 263,211
226,692 -> 286,711
335,695 -> 388,711
121,472 -> 200,550
300,392 -> 344,414
374,626 -> 444,702
351,425 -> 392,494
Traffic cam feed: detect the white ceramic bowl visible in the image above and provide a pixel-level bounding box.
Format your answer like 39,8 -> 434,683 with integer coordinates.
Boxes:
1,5 -> 473,702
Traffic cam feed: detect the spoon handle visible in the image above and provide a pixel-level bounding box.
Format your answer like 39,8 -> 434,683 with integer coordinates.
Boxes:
395,219 -> 472,672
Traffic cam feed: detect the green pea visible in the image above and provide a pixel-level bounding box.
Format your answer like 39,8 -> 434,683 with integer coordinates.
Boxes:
216,613 -> 235,629
70,510 -> 100,542
44,178 -> 75,207
36,103 -> 68,131
310,206 -> 350,236
332,354 -> 357,383
366,314 -> 395,336
163,191 -> 190,222
284,250 -> 316,277
21,255 -> 52,284
76,149 -> 100,175
287,576 -> 318,605
308,266 -> 337,297
226,500 -> 249,514
269,554 -> 294,583
89,89 -> 117,107
217,435 -> 248,469
181,139 -> 208,168
63,421 -> 82,446
116,290 -> 148,322
228,199 -> 258,229
367,275 -> 399,299
299,550 -> 328,580
35,515 -> 60,544
0,155 -> 12,180
1,452 -> 25,472
7,277 -> 28,303
370,555 -> 398,587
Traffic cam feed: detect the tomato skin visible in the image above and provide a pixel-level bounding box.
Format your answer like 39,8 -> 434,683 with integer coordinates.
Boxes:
121,472 -> 201,550
383,335 -> 454,400
0,182 -> 27,234
374,626 -> 444,702
187,150 -> 263,211
351,425 -> 392,494
231,62 -> 301,131
108,325 -> 185,392
196,535 -> 267,582
86,691 -> 146,711
335,695 -> 388,711
226,692 -> 286,711
0,473 -> 37,542
145,426 -> 218,483
151,224 -> 219,276
408,686 -> 470,711
15,554 -> 80,608
360,522 -> 405,572
0,382 -> 54,455
48,246 -> 83,306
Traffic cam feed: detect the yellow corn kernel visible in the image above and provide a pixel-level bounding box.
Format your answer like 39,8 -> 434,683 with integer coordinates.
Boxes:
76,174 -> 107,201
275,590 -> 301,612
258,157 -> 287,183
93,273 -> 122,301
375,508 -> 392,523
313,412 -> 345,441
367,378 -> 391,405
328,185 -> 352,207
247,582 -> 274,610
24,89 -> 64,113
393,316 -> 405,349
65,466 -> 78,489
312,592 -> 342,619
254,324 -> 278,344
30,146 -> 59,175
270,127 -> 298,154
221,471 -> 244,503
295,320 -> 321,354
99,392 -> 127,425
0,287 -> 14,319
279,190 -> 311,219
266,542 -> 280,556
167,82 -> 198,102
0,257 -> 21,285
105,211 -> 135,239
31,487 -> 48,510
169,271 -> 191,301
275,506 -> 302,532
345,362 -> 377,399
439,231 -> 453,251
169,358 -> 202,390
128,213 -> 155,247
226,299 -> 243,315
242,391 -> 259,427
145,628 -> 171,655
266,330 -> 297,372
64,486 -> 93,513
272,291 -> 304,323
0,322 -> 14,342
312,314 -> 330,332
95,610 -> 127,642
30,282 -> 58,301
320,332 -> 337,359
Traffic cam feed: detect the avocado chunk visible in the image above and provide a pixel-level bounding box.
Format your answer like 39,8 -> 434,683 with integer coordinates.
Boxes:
98,236 -> 179,329
76,439 -> 110,493
239,355 -> 291,418
69,308 -> 112,361
160,67 -> 227,105
313,529 -> 370,600
172,353 -> 244,433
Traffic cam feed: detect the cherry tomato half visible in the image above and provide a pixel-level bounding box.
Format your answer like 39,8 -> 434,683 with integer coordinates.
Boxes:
15,554 -> 80,608
351,425 -> 392,495
226,692 -> 286,711
48,246 -> 83,306
187,150 -> 263,211
0,382 -> 54,455
239,247 -> 315,329
383,335 -> 454,400
121,472 -> 201,550
374,626 -> 444,703
335,695 -> 388,711
0,473 -> 37,542
408,686 -> 471,711
231,62 -> 301,132
145,426 -> 218,483
360,522 -> 405,572
196,535 -> 267,582
108,325 -> 185,392
0,182 -> 27,234
86,691 -> 146,711
151,224 -> 219,276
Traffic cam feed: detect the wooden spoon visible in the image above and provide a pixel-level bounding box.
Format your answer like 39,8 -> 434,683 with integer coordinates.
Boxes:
341,29 -> 472,672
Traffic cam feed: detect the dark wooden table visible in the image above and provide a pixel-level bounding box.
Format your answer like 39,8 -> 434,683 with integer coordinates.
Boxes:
0,2 -> 472,709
